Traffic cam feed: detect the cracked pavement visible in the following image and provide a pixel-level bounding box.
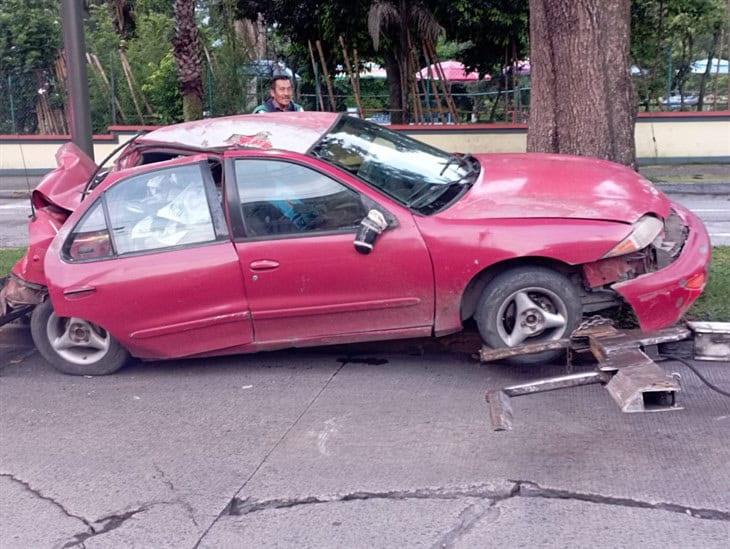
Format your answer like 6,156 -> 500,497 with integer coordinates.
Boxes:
1,323 -> 729,547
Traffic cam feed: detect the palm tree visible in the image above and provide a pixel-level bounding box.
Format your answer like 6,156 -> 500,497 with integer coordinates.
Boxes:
368,0 -> 442,123
173,0 -> 204,120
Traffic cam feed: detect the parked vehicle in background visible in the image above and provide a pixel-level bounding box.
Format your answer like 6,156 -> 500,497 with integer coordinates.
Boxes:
0,113 -> 711,375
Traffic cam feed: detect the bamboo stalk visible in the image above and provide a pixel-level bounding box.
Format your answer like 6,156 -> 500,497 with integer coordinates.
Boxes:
88,53 -> 127,123
411,47 -> 432,123
352,48 -> 362,101
119,49 -> 153,116
307,40 -> 325,111
54,54 -> 70,134
339,36 -> 364,118
425,41 -> 459,122
315,40 -> 337,111
422,43 -> 444,123
118,49 -> 145,123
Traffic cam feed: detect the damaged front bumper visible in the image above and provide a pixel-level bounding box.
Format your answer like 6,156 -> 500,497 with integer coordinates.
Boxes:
612,203 -> 711,332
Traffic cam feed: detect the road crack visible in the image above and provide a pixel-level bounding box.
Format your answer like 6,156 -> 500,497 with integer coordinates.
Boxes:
192,360 -> 348,548
61,506 -> 151,548
226,483 -> 515,516
511,480 -> 730,521
430,501 -> 499,549
0,473 -> 94,533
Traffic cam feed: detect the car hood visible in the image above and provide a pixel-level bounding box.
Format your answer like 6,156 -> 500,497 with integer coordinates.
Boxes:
438,153 -> 672,224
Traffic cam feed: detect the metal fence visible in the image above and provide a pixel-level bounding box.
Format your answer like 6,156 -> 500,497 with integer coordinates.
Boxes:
2,65 -> 728,135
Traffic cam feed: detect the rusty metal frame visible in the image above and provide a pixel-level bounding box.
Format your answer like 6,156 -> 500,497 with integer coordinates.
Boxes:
483,325 -> 692,431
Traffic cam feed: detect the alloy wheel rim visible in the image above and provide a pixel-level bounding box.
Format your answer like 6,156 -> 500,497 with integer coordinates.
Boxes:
46,313 -> 111,365
495,286 -> 569,347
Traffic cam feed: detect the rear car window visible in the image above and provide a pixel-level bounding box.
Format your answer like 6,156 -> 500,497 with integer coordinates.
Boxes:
105,164 -> 217,255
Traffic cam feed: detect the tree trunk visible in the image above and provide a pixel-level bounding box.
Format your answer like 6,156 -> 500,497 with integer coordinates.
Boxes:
697,27 -> 720,111
383,53 -> 404,124
173,0 -> 204,121
527,0 -> 636,168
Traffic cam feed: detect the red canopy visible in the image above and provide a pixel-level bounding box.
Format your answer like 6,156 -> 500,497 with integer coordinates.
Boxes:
417,60 -> 490,82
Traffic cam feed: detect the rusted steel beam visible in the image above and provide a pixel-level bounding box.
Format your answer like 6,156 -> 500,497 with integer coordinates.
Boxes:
486,371 -> 608,431
486,390 -> 513,431
483,324 -> 693,430
479,339 -> 570,362
605,350 -> 682,413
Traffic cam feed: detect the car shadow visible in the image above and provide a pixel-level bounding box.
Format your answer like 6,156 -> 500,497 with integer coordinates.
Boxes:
118,327 -> 595,385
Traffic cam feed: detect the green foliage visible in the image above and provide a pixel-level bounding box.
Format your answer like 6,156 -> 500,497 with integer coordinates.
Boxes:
141,52 -> 183,123
687,247 -> 730,322
432,0 -> 528,76
127,11 -> 181,123
0,0 -> 61,133
631,0 -> 727,110
85,3 -> 183,129
0,248 -> 24,277
203,0 -> 255,114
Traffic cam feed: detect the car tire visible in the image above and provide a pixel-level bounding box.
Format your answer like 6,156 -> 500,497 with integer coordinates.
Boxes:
30,300 -> 129,376
475,267 -> 582,365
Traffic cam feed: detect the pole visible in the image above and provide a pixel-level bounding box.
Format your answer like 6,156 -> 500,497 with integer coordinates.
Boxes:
665,45 -> 673,111
207,60 -> 213,116
7,75 -> 16,133
61,0 -> 94,159
109,53 -> 117,125
307,40 -> 324,111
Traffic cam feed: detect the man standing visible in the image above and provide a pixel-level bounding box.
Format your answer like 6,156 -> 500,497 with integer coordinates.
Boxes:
253,76 -> 304,113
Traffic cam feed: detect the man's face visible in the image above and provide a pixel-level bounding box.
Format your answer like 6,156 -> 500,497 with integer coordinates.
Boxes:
271,79 -> 293,108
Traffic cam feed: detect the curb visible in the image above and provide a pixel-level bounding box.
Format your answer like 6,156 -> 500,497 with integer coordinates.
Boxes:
0,191 -> 30,199
653,183 -> 730,195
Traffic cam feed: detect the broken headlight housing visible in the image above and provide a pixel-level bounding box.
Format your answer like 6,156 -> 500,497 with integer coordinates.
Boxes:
602,215 -> 664,259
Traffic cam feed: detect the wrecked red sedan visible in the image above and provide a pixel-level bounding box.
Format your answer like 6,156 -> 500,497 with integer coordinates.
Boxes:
0,113 -> 711,375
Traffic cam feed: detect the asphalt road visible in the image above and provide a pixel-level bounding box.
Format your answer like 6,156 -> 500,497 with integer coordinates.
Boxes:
1,324 -> 729,548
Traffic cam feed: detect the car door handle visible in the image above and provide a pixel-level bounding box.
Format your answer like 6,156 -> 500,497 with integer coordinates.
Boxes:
249,260 -> 280,271
63,286 -> 97,297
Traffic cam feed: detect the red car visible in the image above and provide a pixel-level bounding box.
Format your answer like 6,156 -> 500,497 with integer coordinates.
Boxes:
0,113 -> 711,375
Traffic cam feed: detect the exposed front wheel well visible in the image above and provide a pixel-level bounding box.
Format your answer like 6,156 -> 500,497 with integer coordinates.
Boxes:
460,257 -> 579,322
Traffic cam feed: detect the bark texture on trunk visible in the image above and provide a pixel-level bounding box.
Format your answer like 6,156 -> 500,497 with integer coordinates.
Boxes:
384,54 -> 405,124
173,0 -> 204,121
527,0 -> 636,168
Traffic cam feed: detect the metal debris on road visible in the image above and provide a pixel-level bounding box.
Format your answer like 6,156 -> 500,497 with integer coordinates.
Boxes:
484,322 -> 729,431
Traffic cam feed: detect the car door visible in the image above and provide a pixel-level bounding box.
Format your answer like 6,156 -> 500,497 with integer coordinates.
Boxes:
44,156 -> 253,359
223,150 -> 435,347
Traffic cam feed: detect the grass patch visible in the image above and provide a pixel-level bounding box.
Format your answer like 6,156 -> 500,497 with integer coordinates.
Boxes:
1,246 -> 727,321
0,248 -> 25,278
686,246 -> 730,322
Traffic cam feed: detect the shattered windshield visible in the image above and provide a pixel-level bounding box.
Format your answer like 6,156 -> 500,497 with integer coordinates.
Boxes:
310,117 -> 479,211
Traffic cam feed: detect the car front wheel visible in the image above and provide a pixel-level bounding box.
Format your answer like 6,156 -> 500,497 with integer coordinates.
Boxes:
475,267 -> 582,365
30,300 -> 129,376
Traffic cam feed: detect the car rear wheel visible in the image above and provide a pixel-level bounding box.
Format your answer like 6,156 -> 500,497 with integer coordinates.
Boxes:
475,267 -> 582,365
30,300 -> 129,376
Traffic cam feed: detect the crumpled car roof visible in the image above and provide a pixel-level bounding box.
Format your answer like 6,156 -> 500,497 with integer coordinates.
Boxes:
137,112 -> 340,153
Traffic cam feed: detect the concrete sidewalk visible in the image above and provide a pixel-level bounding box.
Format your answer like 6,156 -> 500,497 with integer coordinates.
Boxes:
640,164 -> 730,194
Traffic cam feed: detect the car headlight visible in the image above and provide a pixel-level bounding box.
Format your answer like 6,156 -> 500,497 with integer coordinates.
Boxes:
603,215 -> 664,258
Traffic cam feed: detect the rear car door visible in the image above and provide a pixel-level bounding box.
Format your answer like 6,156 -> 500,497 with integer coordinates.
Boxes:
44,156 -> 253,359
224,150 -> 434,347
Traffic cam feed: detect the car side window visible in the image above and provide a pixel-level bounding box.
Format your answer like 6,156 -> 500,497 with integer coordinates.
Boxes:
234,159 -> 367,238
63,201 -> 113,261
105,164 -> 217,255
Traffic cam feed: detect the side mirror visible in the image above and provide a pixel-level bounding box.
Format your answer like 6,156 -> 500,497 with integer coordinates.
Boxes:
354,209 -> 388,254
